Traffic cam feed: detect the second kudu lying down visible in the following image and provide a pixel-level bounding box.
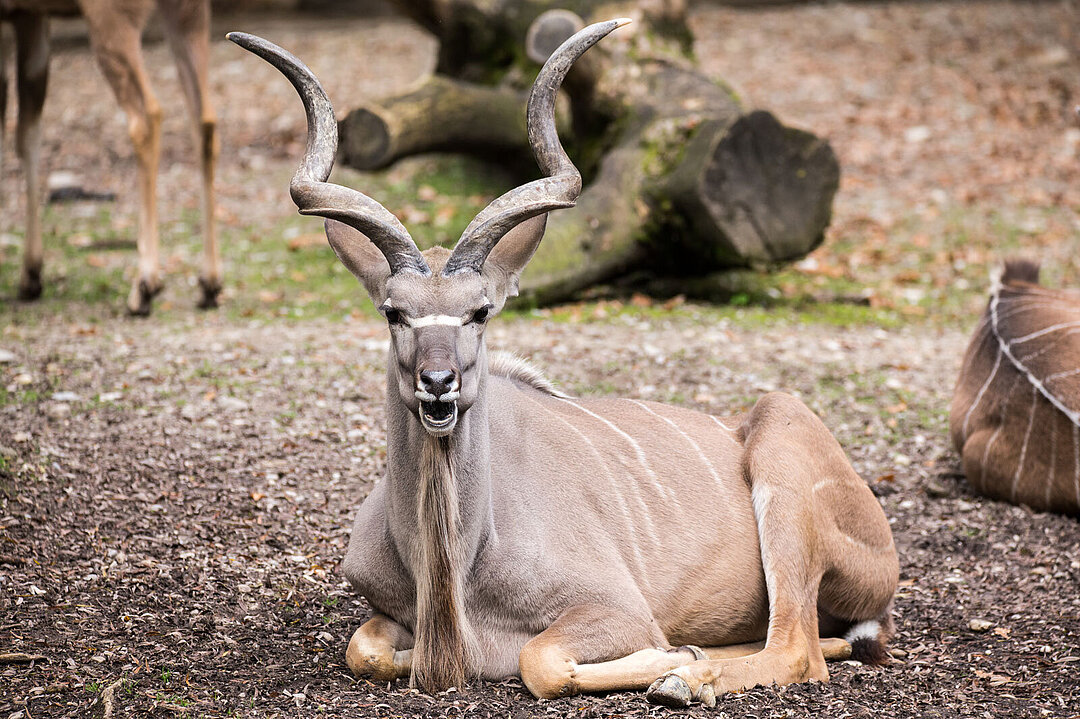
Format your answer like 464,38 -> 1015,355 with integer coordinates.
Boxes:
230,21 -> 899,707
952,260 -> 1080,516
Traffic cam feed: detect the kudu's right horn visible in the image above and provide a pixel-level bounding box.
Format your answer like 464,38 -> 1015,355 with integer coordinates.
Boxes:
227,31 -> 430,277
441,18 -> 631,277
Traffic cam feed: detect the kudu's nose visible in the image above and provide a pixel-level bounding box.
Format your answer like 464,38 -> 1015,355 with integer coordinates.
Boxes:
418,369 -> 458,399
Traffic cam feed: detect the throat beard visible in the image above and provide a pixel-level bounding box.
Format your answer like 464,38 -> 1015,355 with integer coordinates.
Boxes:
411,435 -> 479,691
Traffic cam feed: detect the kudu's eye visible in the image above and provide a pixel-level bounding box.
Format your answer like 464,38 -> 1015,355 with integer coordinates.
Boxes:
471,306 -> 490,324
384,308 -> 402,325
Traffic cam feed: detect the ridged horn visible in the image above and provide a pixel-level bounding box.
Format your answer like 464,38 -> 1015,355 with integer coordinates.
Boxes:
442,18 -> 631,276
227,32 -> 430,276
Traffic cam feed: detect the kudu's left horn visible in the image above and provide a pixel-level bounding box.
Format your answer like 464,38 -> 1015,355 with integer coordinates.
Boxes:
442,18 -> 631,277
227,32 -> 430,277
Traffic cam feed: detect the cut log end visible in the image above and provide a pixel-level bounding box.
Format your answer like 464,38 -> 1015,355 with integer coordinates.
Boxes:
526,10 -> 586,64
667,110 -> 840,268
339,107 -> 392,171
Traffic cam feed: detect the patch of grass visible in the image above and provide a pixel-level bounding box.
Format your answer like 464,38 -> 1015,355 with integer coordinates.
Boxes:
522,297 -> 902,331
3,152 -> 1075,333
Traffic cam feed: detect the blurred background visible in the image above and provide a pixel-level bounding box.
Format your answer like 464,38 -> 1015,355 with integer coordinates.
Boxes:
2,0 -> 1078,322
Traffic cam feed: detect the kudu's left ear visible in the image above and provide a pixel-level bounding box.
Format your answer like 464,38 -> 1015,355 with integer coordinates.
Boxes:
324,219 -> 392,302
480,215 -> 548,309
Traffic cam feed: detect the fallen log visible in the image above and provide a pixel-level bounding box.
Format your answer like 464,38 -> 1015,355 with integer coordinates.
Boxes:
339,76 -> 531,171
517,59 -> 838,304
337,5 -> 838,304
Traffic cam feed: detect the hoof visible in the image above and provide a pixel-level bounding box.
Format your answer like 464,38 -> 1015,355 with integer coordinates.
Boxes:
127,277 -> 163,317
698,682 -> 716,707
647,675 -> 693,708
197,275 -> 222,310
17,270 -> 42,301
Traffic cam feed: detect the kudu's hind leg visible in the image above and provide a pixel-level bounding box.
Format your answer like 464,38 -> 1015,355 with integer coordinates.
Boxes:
80,1 -> 163,315
14,13 -> 49,301
647,393 -> 898,707
346,613 -> 414,682
157,0 -> 221,309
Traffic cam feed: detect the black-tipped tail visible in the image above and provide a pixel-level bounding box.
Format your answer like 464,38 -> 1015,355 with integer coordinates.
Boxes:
843,618 -> 892,666
849,636 -> 890,666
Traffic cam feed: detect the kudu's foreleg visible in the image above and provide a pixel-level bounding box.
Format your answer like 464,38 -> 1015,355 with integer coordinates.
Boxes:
81,1 -> 163,315
14,12 -> 50,301
647,393 -> 898,707
517,603 -> 854,700
518,603 -> 679,699
346,613 -> 414,682
158,0 -> 221,309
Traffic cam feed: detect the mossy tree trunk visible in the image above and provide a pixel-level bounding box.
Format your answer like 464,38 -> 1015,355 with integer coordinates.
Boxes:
337,3 -> 839,305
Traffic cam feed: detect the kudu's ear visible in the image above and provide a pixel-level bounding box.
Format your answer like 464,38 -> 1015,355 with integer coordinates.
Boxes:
480,215 -> 548,309
324,219 -> 392,302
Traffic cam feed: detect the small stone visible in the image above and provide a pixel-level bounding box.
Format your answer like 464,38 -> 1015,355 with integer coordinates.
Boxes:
14,373 -> 33,386
218,395 -> 249,412
905,125 -> 931,143
13,432 -> 31,443
969,618 -> 993,633
46,403 -> 72,419
924,481 -> 950,498
0,350 -> 16,364
51,391 -> 81,402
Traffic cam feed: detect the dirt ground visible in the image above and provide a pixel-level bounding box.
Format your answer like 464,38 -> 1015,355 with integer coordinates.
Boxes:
3,2 -> 1080,717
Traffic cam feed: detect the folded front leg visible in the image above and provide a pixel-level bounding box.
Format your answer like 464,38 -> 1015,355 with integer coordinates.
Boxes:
519,602 -> 686,699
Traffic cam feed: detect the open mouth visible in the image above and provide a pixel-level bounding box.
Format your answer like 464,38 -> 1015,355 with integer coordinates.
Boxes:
419,400 -> 458,435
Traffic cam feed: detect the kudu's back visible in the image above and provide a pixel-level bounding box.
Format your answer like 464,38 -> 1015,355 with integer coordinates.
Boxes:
950,260 -> 1080,515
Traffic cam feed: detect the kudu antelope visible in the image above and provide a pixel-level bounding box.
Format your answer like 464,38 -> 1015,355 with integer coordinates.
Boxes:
951,259 -> 1080,515
0,0 -> 219,314
230,22 -> 899,707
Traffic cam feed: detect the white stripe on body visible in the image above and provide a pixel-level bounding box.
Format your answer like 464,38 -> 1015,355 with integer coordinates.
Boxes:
978,374 -> 1022,484
557,398 -> 675,501
989,287 -> 1080,427
962,346 -> 1003,441
516,392 -> 656,575
1010,385 -> 1039,502
628,400 -> 725,486
1006,320 -> 1080,346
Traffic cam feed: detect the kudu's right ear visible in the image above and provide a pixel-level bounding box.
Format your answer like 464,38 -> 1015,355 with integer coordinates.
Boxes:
324,219 -> 392,302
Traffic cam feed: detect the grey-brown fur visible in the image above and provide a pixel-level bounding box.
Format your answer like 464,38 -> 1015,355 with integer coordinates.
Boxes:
235,22 -> 899,707
951,260 -> 1080,515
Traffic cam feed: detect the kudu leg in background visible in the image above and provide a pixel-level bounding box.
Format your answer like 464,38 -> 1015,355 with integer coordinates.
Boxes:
80,0 -> 164,315
647,394 -> 899,707
1,24 -> 7,195
157,0 -> 220,309
14,12 -> 49,301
